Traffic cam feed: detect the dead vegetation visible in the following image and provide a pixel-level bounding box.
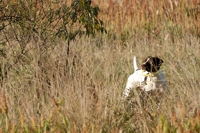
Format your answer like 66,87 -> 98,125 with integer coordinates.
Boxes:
0,0 -> 200,132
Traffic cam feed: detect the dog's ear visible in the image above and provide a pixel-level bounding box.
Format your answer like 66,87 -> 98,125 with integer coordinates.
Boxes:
151,57 -> 163,72
153,57 -> 163,67
141,56 -> 152,71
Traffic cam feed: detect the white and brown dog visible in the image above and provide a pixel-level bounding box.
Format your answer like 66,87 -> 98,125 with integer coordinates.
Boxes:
123,56 -> 167,97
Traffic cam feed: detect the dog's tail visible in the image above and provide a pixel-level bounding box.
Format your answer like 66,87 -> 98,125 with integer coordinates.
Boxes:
133,56 -> 139,72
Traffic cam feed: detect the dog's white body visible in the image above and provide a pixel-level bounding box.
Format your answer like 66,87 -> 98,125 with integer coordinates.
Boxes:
123,56 -> 167,97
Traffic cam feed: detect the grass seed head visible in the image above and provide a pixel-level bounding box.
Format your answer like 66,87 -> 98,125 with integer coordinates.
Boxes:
197,109 -> 200,122
171,110 -> 177,125
1,94 -> 8,115
51,97 -> 61,112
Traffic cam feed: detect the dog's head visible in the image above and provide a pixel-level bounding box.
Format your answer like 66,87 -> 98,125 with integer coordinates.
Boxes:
141,56 -> 163,73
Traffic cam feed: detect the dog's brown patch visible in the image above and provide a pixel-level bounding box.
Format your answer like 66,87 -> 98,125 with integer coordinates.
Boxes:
142,56 -> 163,73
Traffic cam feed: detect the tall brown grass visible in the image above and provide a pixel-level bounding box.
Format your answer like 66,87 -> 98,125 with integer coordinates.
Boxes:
0,0 -> 200,132
93,0 -> 200,34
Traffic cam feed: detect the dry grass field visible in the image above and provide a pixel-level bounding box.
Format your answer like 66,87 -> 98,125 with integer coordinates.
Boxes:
0,0 -> 200,132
